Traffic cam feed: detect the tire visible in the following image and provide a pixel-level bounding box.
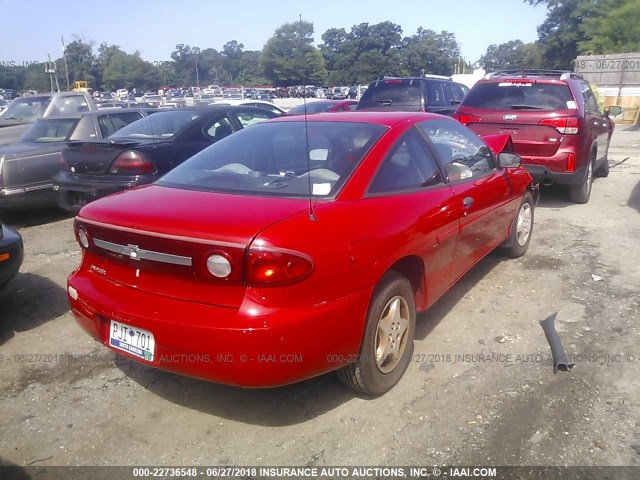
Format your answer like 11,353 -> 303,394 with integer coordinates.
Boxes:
503,192 -> 534,258
569,155 -> 594,204
338,272 -> 416,396
594,154 -> 609,178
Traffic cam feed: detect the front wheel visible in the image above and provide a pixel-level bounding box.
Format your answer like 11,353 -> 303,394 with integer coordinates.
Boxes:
338,272 -> 416,396
503,192 -> 535,258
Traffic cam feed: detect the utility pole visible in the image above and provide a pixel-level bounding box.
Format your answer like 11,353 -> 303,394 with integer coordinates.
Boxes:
61,36 -> 70,91
45,52 -> 60,93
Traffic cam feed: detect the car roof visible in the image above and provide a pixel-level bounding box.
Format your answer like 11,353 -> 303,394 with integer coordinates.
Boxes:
271,110 -> 446,127
39,108 -> 152,121
482,69 -> 584,83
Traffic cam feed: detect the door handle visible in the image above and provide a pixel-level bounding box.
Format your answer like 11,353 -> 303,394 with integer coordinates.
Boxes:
463,196 -> 474,207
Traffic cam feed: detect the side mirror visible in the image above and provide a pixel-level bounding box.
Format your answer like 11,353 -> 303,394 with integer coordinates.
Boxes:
606,105 -> 622,117
498,152 -> 521,168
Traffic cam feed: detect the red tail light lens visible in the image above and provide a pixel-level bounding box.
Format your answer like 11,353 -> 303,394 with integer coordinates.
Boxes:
454,113 -> 480,125
246,248 -> 313,286
539,117 -> 579,135
109,151 -> 157,175
59,153 -> 70,172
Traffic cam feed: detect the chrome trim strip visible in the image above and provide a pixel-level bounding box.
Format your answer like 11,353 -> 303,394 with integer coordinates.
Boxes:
79,217 -> 246,248
24,183 -> 54,192
93,238 -> 192,266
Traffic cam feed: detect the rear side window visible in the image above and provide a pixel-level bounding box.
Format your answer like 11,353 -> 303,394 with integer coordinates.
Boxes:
425,81 -> 446,107
98,112 -> 144,138
462,81 -> 576,110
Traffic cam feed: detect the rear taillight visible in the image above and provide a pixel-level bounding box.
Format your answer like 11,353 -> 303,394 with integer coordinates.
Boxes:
246,248 -> 313,286
539,116 -> 579,135
109,151 -> 157,175
454,113 -> 480,125
59,153 -> 70,172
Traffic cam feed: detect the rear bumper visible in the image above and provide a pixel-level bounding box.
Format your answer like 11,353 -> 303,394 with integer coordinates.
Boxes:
67,269 -> 371,387
0,224 -> 23,288
0,185 -> 57,209
523,163 -> 587,186
53,172 -> 155,213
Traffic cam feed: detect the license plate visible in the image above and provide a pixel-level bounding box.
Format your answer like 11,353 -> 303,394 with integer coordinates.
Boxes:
109,320 -> 155,362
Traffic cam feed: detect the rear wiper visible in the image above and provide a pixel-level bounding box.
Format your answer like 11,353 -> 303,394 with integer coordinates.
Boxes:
510,105 -> 543,110
375,99 -> 393,106
1,116 -> 25,121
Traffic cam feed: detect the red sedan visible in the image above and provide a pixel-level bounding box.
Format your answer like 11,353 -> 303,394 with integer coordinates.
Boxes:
67,112 -> 538,396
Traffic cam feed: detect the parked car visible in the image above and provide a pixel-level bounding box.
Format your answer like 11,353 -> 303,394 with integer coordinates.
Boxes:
142,94 -> 162,108
54,105 -> 280,212
0,108 -> 152,210
453,69 -> 620,203
357,75 -> 469,116
0,220 -> 23,289
0,92 -> 97,146
286,99 -> 357,115
67,111 -> 537,395
209,99 -> 285,116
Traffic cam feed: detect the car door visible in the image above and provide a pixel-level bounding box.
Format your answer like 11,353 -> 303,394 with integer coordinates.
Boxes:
416,118 -> 516,284
366,128 -> 460,307
580,81 -> 609,162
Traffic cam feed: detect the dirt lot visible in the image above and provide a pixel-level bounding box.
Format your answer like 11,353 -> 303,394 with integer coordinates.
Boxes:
1,128 -> 639,473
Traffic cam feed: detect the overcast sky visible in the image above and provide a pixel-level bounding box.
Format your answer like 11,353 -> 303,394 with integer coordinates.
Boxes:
0,0 -> 548,65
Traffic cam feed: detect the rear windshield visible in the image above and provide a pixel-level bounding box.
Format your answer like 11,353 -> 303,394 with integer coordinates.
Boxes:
158,121 -> 386,198
358,80 -> 422,108
109,110 -> 202,140
461,81 -> 576,110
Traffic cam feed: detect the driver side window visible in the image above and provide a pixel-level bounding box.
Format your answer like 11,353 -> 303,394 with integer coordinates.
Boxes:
417,119 -> 495,183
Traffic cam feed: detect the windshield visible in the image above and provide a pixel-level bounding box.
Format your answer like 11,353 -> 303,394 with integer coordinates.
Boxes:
109,110 -> 202,140
157,121 -> 386,198
288,102 -> 337,115
1,96 -> 51,122
19,118 -> 79,142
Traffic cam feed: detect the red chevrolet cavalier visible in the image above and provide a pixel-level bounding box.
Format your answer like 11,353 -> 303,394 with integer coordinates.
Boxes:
68,112 -> 538,396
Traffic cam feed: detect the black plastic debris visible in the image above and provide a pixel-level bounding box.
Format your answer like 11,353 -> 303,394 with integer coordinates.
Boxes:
540,312 -> 575,373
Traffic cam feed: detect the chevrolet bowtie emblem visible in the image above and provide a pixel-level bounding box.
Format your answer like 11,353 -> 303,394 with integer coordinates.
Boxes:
124,244 -> 142,261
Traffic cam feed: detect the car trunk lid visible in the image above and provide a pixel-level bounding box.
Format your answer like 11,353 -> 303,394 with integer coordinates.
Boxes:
76,185 -> 310,307
63,140 -> 151,175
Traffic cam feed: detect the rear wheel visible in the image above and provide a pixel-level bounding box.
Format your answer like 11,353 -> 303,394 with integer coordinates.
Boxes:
338,272 -> 415,396
569,155 -> 594,204
594,154 -> 610,177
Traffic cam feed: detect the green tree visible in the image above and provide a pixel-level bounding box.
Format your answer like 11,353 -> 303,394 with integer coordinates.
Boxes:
479,40 -> 544,70
63,38 -> 98,87
319,21 -> 406,85
260,20 -> 327,86
400,28 -> 460,76
579,0 -> 640,54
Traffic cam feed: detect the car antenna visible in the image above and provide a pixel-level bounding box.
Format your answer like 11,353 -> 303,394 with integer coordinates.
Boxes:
299,13 -> 316,222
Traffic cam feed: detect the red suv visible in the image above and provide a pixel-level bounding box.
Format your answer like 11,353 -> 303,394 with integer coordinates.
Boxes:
454,70 -> 620,203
